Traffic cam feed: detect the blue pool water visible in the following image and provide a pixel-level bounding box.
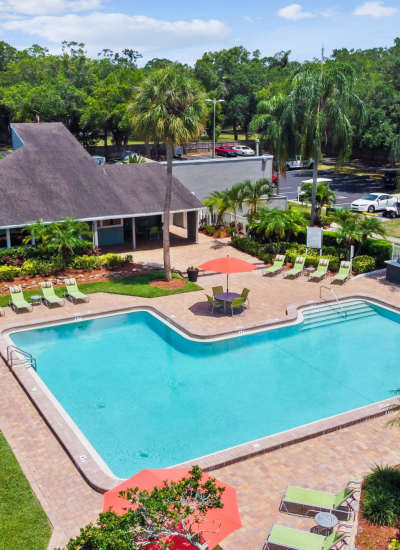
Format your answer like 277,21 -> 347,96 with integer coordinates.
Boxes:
11,303 -> 400,478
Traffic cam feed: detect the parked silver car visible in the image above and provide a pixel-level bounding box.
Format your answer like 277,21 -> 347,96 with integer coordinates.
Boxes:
232,145 -> 255,156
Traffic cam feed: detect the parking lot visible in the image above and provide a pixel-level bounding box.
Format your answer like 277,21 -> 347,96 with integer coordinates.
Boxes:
279,168 -> 395,210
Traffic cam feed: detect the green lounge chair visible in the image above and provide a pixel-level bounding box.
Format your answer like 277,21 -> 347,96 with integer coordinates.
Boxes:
284,257 -> 305,278
280,484 -> 357,518
264,254 -> 285,276
64,278 -> 89,303
40,281 -> 64,307
265,525 -> 347,550
230,297 -> 245,316
9,286 -> 32,312
332,261 -> 351,284
205,294 -> 224,314
309,258 -> 330,282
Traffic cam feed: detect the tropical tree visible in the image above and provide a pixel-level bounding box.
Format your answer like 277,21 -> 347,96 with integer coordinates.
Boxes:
131,66 -> 206,281
300,182 -> 336,223
226,183 -> 246,230
250,208 -> 306,243
64,466 -> 224,550
242,179 -> 275,219
203,190 -> 230,226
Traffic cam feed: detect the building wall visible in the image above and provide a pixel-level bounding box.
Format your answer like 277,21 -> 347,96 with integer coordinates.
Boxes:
98,226 -> 124,246
162,156 -> 273,202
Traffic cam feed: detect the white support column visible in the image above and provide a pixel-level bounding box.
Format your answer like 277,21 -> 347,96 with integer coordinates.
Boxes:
6,228 -> 11,249
92,221 -> 99,247
132,217 -> 136,250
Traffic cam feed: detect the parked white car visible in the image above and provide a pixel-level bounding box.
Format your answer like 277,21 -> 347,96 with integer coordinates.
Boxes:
351,193 -> 394,213
232,145 -> 255,156
287,156 -> 314,170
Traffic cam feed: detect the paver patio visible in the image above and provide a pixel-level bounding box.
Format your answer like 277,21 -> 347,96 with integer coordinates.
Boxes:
0,233 -> 399,548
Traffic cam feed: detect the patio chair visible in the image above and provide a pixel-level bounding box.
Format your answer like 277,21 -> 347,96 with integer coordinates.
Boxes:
230,297 -> 245,316
332,261 -> 351,284
264,254 -> 285,276
40,281 -> 64,307
64,278 -> 89,303
240,287 -> 250,306
264,525 -> 347,550
149,226 -> 161,240
205,294 -> 224,314
280,483 -> 357,519
309,259 -> 330,282
284,257 -> 305,279
9,286 -> 32,312
212,285 -> 224,297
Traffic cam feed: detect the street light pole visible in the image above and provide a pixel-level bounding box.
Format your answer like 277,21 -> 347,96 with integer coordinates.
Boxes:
206,98 -> 224,159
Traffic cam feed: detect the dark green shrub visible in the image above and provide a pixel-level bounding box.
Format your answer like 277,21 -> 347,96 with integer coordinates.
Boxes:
352,255 -> 376,274
231,236 -> 261,256
362,492 -> 397,526
204,225 -> 215,236
0,265 -> 21,281
101,253 -> 131,269
259,251 -> 272,264
72,255 -> 103,271
360,238 -> 392,268
0,246 -> 28,266
362,466 -> 400,526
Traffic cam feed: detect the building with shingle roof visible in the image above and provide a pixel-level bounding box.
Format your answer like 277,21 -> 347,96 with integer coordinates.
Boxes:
0,123 -> 202,249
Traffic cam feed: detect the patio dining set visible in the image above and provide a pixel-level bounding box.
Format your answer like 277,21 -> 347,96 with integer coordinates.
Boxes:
206,286 -> 249,316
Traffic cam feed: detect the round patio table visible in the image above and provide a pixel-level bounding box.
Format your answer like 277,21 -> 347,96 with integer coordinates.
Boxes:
30,295 -> 42,306
214,292 -> 241,313
315,511 -> 338,535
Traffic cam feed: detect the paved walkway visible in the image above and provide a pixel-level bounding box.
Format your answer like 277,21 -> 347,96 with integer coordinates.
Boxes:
0,234 -> 399,548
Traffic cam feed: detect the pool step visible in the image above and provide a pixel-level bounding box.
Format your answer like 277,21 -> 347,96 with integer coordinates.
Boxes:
301,300 -> 377,330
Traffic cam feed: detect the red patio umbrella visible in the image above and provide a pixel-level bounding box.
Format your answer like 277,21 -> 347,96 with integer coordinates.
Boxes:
103,468 -> 241,549
198,255 -> 256,293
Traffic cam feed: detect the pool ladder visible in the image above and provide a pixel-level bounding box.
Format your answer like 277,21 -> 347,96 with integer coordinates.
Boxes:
6,345 -> 37,371
319,285 -> 347,318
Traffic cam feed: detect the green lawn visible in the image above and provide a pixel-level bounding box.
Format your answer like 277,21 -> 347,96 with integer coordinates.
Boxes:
288,201 -> 312,218
0,272 -> 201,307
0,431 -> 51,550
382,218 -> 400,239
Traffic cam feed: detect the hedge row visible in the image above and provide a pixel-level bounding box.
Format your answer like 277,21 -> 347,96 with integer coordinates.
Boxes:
0,241 -> 94,266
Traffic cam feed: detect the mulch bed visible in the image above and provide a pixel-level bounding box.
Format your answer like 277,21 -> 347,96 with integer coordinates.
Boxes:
0,263 -> 153,296
149,279 -> 186,290
356,488 -> 399,550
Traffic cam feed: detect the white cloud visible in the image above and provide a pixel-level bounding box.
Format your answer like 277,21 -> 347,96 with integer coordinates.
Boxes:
320,8 -> 337,17
242,15 -> 263,23
2,12 -> 230,54
278,4 -> 314,20
0,0 -> 101,15
354,1 -> 398,17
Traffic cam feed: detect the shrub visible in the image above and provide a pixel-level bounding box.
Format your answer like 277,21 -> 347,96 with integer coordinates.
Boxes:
389,539 -> 400,550
0,265 -> 21,281
0,246 -> 28,266
72,255 -> 103,271
352,255 -> 376,274
360,238 -> 392,268
21,259 -> 60,277
101,253 -> 130,269
204,225 -> 215,236
231,236 -> 261,256
362,492 -> 397,526
362,466 -> 400,526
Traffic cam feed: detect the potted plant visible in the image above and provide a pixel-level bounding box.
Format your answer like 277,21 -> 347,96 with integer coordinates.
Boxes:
187,266 -> 199,282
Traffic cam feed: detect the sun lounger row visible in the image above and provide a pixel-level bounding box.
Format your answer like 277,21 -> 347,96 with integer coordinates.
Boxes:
265,255 -> 351,283
264,481 -> 360,549
8,278 -> 89,313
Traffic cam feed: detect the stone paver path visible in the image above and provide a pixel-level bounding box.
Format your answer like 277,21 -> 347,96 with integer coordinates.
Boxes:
0,234 -> 399,548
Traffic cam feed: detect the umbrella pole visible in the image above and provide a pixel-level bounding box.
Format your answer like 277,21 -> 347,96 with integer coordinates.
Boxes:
227,272 -> 229,294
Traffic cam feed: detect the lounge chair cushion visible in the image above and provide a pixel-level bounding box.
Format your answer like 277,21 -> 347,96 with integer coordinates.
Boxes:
268,525 -> 324,550
334,487 -> 355,508
284,486 -> 335,509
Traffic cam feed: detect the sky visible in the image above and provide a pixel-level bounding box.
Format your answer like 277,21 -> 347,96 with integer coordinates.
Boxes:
0,0 -> 399,64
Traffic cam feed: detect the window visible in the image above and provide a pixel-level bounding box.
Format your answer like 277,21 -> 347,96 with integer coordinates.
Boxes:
99,219 -> 123,228
0,230 -> 6,249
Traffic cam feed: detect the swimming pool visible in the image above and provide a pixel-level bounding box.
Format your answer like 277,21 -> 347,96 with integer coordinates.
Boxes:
10,300 -> 400,478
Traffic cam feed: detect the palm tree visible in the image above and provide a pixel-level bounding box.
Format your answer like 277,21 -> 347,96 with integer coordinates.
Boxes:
226,183 -> 246,231
203,190 -> 230,226
46,218 -> 92,265
332,209 -> 362,259
242,179 -> 275,219
131,66 -> 206,281
250,208 -> 306,243
300,182 -> 336,223
23,219 -> 49,248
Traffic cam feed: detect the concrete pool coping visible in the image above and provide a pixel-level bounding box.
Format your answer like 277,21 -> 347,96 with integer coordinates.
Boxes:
0,291 -> 398,493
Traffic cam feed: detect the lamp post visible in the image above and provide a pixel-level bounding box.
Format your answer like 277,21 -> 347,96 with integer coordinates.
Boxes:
206,98 -> 224,158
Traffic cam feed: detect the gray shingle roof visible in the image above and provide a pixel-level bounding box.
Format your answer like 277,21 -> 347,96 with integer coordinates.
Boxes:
0,123 -> 202,228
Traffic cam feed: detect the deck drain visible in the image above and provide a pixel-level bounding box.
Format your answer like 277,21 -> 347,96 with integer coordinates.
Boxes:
139,452 -> 149,458
79,455 -> 88,462
97,402 -> 105,409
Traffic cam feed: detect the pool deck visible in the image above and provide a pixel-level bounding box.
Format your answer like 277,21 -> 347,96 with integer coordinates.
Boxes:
0,234 -> 399,548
